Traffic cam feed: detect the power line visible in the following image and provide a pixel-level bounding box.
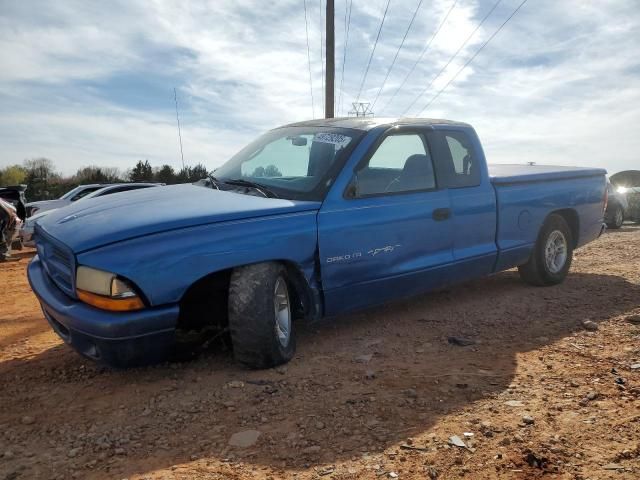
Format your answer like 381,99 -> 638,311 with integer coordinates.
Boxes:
417,0 -> 530,115
401,0 -> 503,116
355,0 -> 391,104
370,0 -> 423,111
337,0 -> 353,116
303,0 -> 316,118
378,0 -> 458,115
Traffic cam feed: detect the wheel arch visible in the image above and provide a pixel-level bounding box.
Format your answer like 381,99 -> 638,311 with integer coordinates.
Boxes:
549,208 -> 579,248
177,267 -> 234,333
177,259 -> 320,332
279,259 -> 321,320
519,209 -> 575,286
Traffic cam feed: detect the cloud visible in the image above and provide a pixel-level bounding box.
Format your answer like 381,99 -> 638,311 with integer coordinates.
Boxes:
0,0 -> 639,175
0,109 -> 250,172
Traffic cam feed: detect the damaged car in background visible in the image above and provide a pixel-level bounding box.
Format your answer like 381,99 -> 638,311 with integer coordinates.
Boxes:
0,185 -> 27,254
25,183 -> 115,217
27,118 -> 608,369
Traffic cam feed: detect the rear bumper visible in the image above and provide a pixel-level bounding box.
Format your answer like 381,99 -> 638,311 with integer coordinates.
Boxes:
28,256 -> 179,367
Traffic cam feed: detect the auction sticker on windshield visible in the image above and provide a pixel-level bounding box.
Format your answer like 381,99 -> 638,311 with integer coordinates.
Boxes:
314,133 -> 351,148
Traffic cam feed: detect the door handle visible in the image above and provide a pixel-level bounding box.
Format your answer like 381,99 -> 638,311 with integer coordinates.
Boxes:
432,208 -> 451,221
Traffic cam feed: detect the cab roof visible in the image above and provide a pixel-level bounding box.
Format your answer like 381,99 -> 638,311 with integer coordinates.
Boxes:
277,117 -> 472,131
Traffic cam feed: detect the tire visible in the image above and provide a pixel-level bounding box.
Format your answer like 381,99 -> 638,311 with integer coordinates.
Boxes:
518,214 -> 573,286
228,262 -> 296,369
606,205 -> 624,229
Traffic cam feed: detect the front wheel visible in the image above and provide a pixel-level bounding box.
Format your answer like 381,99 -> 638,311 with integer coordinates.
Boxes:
518,214 -> 573,286
228,262 -> 296,369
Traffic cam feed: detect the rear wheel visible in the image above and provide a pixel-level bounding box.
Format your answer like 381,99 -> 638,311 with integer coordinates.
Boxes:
228,262 -> 296,369
518,214 -> 573,286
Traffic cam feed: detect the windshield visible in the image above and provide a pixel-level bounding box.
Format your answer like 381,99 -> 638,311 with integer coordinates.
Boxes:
60,186 -> 103,201
213,127 -> 364,200
60,186 -> 86,200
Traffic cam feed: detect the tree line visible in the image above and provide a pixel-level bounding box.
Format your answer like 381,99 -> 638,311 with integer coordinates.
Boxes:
0,159 -> 210,202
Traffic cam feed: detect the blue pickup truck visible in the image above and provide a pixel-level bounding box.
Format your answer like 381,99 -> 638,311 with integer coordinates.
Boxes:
28,118 -> 607,368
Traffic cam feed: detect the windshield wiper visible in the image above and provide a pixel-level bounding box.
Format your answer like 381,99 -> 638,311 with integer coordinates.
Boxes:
207,174 -> 221,190
223,178 -> 279,198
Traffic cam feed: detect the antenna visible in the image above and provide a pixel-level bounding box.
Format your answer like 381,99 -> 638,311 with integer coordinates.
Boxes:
174,87 -> 185,170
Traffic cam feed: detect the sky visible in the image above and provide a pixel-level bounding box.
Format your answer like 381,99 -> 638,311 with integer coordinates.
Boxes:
1,0 -> 639,176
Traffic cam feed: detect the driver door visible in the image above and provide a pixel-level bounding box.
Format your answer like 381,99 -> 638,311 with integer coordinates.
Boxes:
318,129 -> 454,316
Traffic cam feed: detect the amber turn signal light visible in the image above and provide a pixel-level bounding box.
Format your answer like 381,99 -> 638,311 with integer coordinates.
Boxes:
77,289 -> 145,312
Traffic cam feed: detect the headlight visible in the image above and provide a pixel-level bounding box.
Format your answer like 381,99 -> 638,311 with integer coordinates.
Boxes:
76,266 -> 145,311
617,186 -> 628,194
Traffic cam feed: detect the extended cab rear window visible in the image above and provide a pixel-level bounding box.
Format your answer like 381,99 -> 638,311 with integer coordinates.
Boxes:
431,130 -> 481,188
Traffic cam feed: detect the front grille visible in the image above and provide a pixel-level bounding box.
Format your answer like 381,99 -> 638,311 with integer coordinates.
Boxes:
35,226 -> 76,298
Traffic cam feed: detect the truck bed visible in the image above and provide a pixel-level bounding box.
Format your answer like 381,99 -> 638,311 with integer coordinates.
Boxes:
489,164 -> 606,184
489,164 -> 606,272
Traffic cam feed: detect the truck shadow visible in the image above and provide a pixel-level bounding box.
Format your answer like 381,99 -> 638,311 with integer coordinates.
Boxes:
0,271 -> 639,479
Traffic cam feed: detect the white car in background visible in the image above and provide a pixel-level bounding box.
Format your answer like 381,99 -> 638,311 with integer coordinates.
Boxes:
25,184 -> 117,217
21,183 -> 162,247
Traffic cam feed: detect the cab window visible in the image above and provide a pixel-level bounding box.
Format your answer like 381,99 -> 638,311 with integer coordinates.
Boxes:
353,133 -> 436,197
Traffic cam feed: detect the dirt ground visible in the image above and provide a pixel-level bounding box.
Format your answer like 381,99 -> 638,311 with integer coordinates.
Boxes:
1,227 -> 639,480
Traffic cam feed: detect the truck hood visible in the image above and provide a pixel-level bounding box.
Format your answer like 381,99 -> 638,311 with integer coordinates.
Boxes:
38,184 -> 321,252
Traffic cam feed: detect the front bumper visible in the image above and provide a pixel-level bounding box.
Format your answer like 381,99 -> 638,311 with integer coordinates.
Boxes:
28,256 -> 180,367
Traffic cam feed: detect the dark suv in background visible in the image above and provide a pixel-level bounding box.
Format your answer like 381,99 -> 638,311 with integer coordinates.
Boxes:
605,181 -> 628,229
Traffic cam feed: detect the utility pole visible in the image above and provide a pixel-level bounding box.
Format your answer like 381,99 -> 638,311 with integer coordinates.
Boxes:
325,0 -> 335,118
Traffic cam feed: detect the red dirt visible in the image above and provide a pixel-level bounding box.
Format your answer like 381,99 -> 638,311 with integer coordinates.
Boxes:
1,228 -> 639,480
